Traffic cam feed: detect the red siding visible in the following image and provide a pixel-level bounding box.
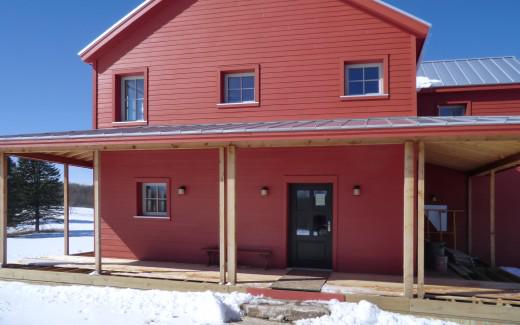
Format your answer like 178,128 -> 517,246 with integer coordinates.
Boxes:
418,89 -> 520,116
424,164 -> 468,251
100,149 -> 219,262
95,0 -> 417,128
236,145 -> 405,274
472,167 -> 520,267
100,145 -> 406,274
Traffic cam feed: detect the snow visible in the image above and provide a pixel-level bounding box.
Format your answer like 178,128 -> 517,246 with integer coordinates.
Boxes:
416,76 -> 442,89
7,207 -> 93,263
0,281 -> 252,325
296,300 -> 456,325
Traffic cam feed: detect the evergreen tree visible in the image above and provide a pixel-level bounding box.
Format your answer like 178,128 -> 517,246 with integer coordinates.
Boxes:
13,159 -> 63,231
7,157 -> 23,227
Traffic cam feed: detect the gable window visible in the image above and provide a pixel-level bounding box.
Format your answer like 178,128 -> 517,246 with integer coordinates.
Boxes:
224,73 -> 255,103
438,105 -> 466,116
345,63 -> 384,96
141,183 -> 168,217
121,76 -> 145,121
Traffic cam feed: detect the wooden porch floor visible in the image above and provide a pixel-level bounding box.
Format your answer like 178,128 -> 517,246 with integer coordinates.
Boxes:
12,255 -> 520,304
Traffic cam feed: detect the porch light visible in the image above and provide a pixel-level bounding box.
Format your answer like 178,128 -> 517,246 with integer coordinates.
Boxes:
431,195 -> 438,203
352,185 -> 361,196
177,186 -> 186,196
260,187 -> 269,197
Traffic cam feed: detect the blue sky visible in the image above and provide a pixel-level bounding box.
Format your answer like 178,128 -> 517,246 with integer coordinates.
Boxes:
0,0 -> 519,183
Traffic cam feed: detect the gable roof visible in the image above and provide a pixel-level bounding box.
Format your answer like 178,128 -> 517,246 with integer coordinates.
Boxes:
417,56 -> 520,89
78,0 -> 430,63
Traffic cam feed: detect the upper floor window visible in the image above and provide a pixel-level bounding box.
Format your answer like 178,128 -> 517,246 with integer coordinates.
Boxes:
438,105 -> 466,116
224,73 -> 256,104
345,63 -> 384,96
121,76 -> 145,122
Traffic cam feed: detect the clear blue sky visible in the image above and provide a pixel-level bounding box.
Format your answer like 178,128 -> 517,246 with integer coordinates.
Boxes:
1,0 -> 519,183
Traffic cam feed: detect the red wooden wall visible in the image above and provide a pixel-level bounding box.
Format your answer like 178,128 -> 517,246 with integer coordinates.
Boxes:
100,145 -> 405,274
472,167 -> 520,267
94,0 -> 418,128
418,89 -> 520,116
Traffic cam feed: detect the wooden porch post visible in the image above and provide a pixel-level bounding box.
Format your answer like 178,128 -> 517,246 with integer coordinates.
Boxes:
219,147 -> 227,284
64,164 -> 70,256
0,153 -> 7,267
467,177 -> 473,255
403,141 -> 415,298
93,151 -> 102,274
417,142 -> 425,299
226,146 -> 237,285
490,170 -> 496,268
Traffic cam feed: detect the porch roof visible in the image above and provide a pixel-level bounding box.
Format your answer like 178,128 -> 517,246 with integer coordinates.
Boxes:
1,116 -> 520,174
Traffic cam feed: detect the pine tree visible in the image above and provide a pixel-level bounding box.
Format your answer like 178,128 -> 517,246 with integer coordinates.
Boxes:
13,159 -> 63,232
7,157 -> 24,227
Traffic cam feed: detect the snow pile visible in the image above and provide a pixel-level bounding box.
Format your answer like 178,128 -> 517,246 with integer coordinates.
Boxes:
0,281 -> 253,325
296,300 -> 456,325
501,266 -> 520,278
7,207 -> 94,262
416,76 -> 442,89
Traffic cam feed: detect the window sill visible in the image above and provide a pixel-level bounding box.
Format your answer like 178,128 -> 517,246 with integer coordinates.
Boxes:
217,102 -> 260,109
112,121 -> 148,127
133,215 -> 171,220
340,94 -> 389,101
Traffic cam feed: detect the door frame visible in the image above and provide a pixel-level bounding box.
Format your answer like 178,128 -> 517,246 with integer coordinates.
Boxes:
283,175 -> 339,271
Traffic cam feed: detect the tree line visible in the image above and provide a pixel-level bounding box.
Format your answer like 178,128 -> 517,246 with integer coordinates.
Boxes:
8,157 -> 93,231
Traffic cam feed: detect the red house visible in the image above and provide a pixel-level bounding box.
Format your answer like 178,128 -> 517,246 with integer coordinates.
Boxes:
0,0 -> 519,301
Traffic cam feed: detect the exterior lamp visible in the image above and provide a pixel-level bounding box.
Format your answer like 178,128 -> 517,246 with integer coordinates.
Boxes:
177,186 -> 186,196
430,195 -> 438,203
260,187 -> 269,197
352,185 -> 361,196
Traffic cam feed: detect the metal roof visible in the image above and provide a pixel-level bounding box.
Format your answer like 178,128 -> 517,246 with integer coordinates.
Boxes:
417,56 -> 520,89
1,116 -> 520,142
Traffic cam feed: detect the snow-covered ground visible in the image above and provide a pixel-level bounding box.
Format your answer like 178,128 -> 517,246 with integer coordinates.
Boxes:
7,207 -> 93,262
0,281 -> 455,325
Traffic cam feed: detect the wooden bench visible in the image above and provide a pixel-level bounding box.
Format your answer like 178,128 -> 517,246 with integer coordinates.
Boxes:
203,247 -> 272,270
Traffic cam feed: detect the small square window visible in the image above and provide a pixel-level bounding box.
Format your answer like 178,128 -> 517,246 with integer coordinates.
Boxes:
224,73 -> 256,104
141,183 -> 168,217
345,63 -> 383,96
121,76 -> 145,122
438,105 -> 466,116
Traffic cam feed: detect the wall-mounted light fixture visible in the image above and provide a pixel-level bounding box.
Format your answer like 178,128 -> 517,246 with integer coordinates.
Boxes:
430,194 -> 438,203
260,187 -> 269,197
352,185 -> 361,196
177,186 -> 186,196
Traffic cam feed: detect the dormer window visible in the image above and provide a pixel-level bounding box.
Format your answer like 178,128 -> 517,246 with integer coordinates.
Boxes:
121,76 -> 145,121
224,73 -> 256,103
345,63 -> 383,96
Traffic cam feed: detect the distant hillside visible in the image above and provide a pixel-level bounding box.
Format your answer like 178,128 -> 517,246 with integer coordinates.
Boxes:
69,183 -> 93,208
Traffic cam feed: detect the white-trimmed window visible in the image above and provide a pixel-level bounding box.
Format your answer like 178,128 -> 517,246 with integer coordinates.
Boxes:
345,63 -> 383,96
438,105 -> 466,116
224,72 -> 256,103
121,76 -> 145,121
142,183 -> 168,217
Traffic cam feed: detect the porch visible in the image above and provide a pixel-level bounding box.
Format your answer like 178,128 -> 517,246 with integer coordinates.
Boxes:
0,117 -> 520,314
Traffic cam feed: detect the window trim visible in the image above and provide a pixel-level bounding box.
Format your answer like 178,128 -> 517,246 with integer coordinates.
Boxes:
112,67 -> 149,127
134,177 -> 171,220
340,55 -> 389,101
217,64 -> 260,108
437,101 -> 472,116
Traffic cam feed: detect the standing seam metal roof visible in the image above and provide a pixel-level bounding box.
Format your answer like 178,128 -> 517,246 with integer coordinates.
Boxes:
1,116 -> 519,142
417,56 -> 520,88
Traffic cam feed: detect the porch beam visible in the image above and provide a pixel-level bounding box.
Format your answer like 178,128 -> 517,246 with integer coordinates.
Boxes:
417,142 -> 425,299
0,153 -> 7,266
219,147 -> 226,284
93,151 -> 102,274
226,146 -> 237,285
13,153 -> 93,169
490,170 -> 496,268
64,164 -> 70,256
403,141 -> 415,298
470,151 -> 520,176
